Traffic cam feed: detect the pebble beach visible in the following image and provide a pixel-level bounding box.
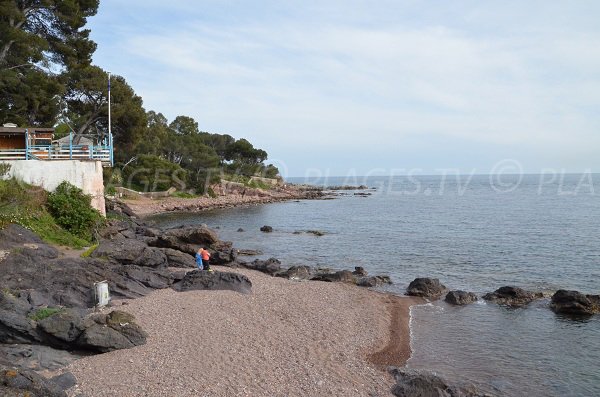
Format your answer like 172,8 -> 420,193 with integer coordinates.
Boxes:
65,266 -> 418,397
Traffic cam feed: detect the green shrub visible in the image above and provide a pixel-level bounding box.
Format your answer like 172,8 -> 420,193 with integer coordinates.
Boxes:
0,163 -> 11,178
172,191 -> 198,199
47,181 -> 103,240
29,307 -> 63,321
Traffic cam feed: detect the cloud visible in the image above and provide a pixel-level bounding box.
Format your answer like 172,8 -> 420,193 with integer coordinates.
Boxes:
89,1 -> 600,174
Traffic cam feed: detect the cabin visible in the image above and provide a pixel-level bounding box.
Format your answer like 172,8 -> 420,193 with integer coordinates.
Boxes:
0,124 -> 113,167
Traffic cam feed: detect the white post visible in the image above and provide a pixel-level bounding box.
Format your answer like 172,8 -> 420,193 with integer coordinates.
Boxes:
108,72 -> 112,139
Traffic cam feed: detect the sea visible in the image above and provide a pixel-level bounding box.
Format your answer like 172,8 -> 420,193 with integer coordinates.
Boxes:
149,174 -> 600,397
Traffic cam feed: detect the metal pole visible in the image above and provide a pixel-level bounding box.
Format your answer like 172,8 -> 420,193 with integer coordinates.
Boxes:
108,72 -> 112,140
69,130 -> 73,160
25,128 -> 29,160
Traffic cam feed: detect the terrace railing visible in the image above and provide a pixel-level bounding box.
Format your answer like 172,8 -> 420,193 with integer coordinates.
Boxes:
0,143 -> 113,166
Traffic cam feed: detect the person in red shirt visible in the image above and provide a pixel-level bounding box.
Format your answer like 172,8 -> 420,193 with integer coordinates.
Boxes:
201,248 -> 212,272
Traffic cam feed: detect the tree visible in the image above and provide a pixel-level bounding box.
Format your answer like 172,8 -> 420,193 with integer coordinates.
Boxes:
169,115 -> 198,135
0,0 -> 99,70
0,0 -> 99,126
62,66 -> 147,158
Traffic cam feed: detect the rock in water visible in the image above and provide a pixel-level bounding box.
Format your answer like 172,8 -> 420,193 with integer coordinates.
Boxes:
311,270 -> 357,284
406,278 -> 447,299
445,290 -> 478,305
389,368 -> 492,397
482,286 -> 543,307
275,266 -> 313,280
550,289 -> 600,316
242,258 -> 282,275
173,270 -> 252,295
260,225 -> 273,232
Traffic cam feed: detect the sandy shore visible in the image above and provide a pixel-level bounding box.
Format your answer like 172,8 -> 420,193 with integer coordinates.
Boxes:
123,185 -> 322,217
65,267 -> 419,397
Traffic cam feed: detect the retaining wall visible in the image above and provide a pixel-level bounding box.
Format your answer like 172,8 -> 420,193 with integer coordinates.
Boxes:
2,160 -> 106,216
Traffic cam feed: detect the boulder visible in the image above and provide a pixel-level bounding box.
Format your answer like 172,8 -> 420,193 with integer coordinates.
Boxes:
49,372 -> 77,391
210,241 -> 237,265
0,291 -> 39,344
482,286 -> 543,307
550,289 -> 600,316
97,220 -> 133,240
237,249 -> 262,256
389,367 -> 489,397
160,248 -> 196,268
311,270 -> 357,284
242,258 -> 282,275
76,310 -> 147,353
353,267 -> 368,276
260,225 -> 273,232
0,365 -> 67,397
37,308 -> 85,343
406,278 -> 447,299
91,239 -> 167,268
237,228 -> 245,232
356,275 -> 392,288
276,266 -> 312,280
149,226 -> 220,255
445,290 -> 478,306
173,270 -> 252,295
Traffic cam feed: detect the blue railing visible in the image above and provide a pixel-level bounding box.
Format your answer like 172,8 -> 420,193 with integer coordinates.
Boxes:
0,131 -> 114,166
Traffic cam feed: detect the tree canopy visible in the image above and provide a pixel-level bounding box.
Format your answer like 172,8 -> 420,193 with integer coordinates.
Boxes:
0,0 -> 279,193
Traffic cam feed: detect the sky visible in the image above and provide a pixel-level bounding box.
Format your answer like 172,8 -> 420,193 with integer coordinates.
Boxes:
87,0 -> 600,177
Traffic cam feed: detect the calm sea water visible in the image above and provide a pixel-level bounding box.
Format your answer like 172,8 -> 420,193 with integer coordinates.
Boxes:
150,174 -> 600,396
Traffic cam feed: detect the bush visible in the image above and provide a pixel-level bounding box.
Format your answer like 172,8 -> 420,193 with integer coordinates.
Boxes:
47,181 -> 103,240
29,307 -> 64,321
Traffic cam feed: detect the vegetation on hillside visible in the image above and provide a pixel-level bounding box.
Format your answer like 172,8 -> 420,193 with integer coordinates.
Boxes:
0,177 -> 100,248
1,1 -> 280,195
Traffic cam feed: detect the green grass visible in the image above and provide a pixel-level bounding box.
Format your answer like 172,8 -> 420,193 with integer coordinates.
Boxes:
29,307 -> 64,321
80,243 -> 99,258
171,191 -> 199,199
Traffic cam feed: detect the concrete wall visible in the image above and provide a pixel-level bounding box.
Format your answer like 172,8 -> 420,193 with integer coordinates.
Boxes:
2,160 -> 106,216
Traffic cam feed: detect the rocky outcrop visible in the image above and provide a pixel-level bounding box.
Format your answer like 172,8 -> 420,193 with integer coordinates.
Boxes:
173,270 -> 252,295
1,364 -> 68,397
91,239 -> 168,268
242,258 -> 282,275
445,290 -> 478,305
483,286 -> 543,307
311,270 -> 356,283
550,289 -> 600,316
389,368 -> 492,397
0,344 -> 81,372
260,225 -> 273,232
160,248 -> 196,268
406,278 -> 447,300
148,226 -> 220,255
275,266 -> 312,280
76,310 -> 147,353
356,275 -> 392,287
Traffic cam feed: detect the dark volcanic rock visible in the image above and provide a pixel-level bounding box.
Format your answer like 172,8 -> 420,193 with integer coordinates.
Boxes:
76,310 -> 147,353
353,267 -> 368,276
445,290 -> 478,305
237,228 -> 245,232
149,226 -> 219,255
406,278 -> 447,300
173,270 -> 252,294
0,344 -> 80,372
550,289 -> 600,316
242,258 -> 282,275
483,286 -> 543,307
159,248 -> 196,268
311,270 -> 356,284
210,241 -> 237,265
356,275 -> 392,288
0,364 -> 67,397
37,308 -> 85,343
91,239 -> 167,268
276,266 -> 312,280
260,225 -> 273,232
389,367 -> 490,397
50,372 -> 77,391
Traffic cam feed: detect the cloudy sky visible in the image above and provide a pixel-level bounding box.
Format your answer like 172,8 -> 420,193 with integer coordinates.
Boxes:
88,0 -> 600,177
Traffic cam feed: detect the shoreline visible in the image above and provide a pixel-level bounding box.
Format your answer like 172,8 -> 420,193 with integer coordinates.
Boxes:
64,266 -> 419,397
120,184 -> 326,217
